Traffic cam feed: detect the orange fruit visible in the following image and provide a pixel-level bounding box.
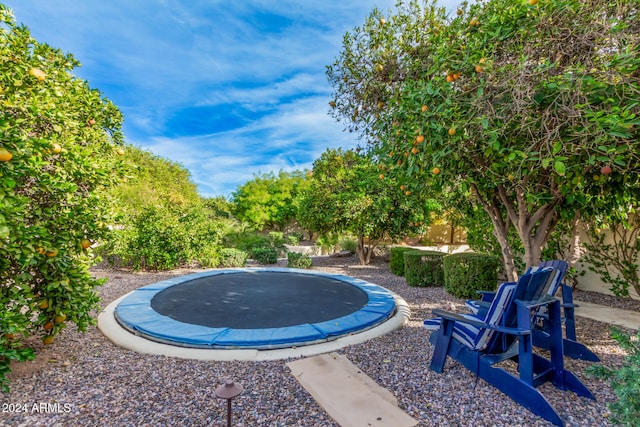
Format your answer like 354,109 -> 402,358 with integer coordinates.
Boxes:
479,57 -> 487,64
29,68 -> 46,81
415,135 -> 425,144
400,185 -> 406,191
46,248 -> 58,257
432,167 -> 441,175
411,147 -> 419,154
529,0 -> 539,5
38,300 -> 49,310
43,321 -> 54,331
116,148 -> 125,156
52,143 -> 62,153
377,101 -> 384,109
446,74 -> 454,83
448,128 -> 457,136
54,314 -> 66,324
475,65 -> 483,73
329,101 -> 336,108
421,105 -> 428,112
43,335 -> 55,345
87,118 -> 97,126
405,190 -> 411,196
81,239 -> 92,249
0,147 -> 12,162
36,247 -> 45,255
379,174 -> 385,180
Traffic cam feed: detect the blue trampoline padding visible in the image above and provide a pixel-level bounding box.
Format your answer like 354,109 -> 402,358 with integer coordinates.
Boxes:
114,268 -> 397,349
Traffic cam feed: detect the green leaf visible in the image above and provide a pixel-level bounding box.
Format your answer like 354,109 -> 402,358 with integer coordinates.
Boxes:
554,160 -> 566,175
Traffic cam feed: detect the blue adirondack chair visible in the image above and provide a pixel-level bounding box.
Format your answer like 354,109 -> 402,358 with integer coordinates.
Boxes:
465,260 -> 599,362
425,269 -> 595,427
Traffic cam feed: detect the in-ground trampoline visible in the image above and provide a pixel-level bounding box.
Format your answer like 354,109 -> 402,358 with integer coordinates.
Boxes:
109,268 -> 406,354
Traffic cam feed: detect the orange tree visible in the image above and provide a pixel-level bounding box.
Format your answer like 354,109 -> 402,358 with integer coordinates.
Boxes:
328,0 -> 640,280
0,5 -> 126,390
297,148 -> 433,265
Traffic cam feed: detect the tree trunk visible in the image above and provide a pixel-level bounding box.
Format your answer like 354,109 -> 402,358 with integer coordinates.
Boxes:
356,235 -> 368,265
472,184 -> 519,281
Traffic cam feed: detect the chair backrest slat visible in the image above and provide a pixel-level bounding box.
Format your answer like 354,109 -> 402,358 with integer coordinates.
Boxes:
478,268 -> 555,352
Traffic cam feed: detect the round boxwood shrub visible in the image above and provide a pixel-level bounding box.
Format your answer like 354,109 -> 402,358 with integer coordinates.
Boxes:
287,252 -> 313,269
389,246 -> 415,276
403,250 -> 446,287
251,247 -> 278,264
443,252 -> 501,298
218,248 -> 248,267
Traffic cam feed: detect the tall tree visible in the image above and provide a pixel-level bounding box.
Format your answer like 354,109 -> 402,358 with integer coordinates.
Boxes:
232,170 -> 308,231
298,148 -> 431,265
0,5 -> 126,389
328,0 -> 640,279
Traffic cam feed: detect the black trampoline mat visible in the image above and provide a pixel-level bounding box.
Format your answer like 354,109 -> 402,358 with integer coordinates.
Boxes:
150,271 -> 369,329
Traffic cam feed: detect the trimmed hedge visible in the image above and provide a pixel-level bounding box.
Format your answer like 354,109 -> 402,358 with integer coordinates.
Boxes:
389,246 -> 415,276
287,252 -> 313,269
251,247 -> 278,264
443,252 -> 501,298
218,248 -> 248,267
403,250 -> 446,287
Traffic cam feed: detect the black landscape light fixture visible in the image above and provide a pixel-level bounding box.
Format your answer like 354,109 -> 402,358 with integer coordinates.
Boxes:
215,380 -> 244,427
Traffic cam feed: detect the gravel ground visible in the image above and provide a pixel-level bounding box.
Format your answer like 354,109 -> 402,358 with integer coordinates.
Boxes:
2,256 -> 635,427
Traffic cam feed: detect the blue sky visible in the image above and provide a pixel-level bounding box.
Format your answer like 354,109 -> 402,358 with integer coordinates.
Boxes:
6,0 -> 459,198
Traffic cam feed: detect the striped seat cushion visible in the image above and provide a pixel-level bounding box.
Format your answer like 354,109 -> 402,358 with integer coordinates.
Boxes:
424,281 -> 516,351
465,266 -> 540,314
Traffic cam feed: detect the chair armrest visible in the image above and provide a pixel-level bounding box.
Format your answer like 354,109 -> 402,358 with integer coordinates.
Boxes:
514,295 -> 557,311
432,309 -> 531,336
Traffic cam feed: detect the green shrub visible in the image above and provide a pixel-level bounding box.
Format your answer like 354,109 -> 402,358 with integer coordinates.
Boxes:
287,232 -> 303,246
339,236 -> 358,253
316,233 -> 339,254
389,247 -> 415,276
287,252 -> 313,269
587,327 -> 640,426
251,247 -> 278,264
102,204 -> 224,270
218,248 -> 248,268
442,252 -> 501,298
404,250 -> 446,287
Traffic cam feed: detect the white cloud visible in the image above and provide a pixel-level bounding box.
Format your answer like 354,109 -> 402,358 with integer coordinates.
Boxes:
7,0 -> 462,197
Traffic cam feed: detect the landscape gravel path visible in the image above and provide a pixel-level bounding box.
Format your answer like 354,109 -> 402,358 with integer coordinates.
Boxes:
2,256 -> 635,426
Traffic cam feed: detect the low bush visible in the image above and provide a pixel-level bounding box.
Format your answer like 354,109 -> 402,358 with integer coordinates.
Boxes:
101,204 -> 224,270
251,247 -> 278,264
442,252 -> 501,298
287,252 -> 313,269
404,250 -> 446,287
389,247 -> 415,276
339,237 -> 358,253
287,231 -> 304,246
218,248 -> 248,267
587,327 -> 640,426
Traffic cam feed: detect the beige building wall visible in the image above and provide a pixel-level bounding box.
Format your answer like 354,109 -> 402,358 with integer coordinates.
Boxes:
573,223 -> 640,300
